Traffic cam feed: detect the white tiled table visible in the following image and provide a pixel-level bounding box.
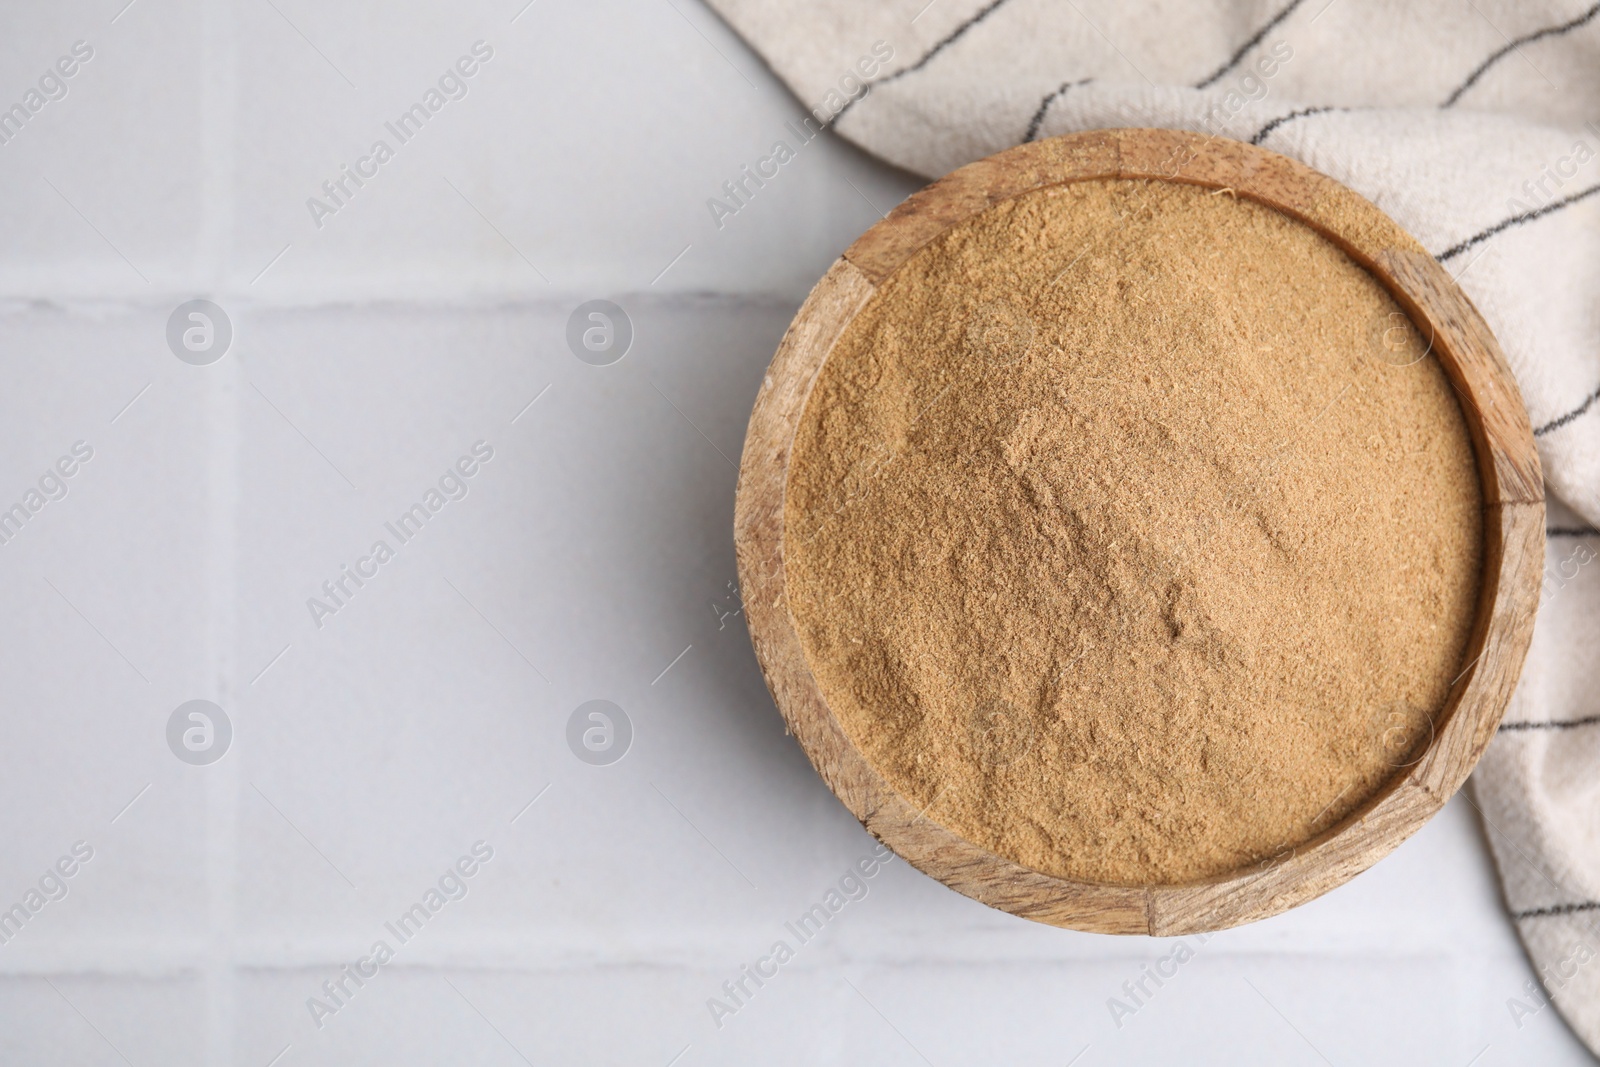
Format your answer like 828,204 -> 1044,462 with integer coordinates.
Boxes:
0,1 -> 1589,1063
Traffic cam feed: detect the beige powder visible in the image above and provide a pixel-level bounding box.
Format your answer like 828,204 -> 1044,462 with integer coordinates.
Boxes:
784,178 -> 1483,886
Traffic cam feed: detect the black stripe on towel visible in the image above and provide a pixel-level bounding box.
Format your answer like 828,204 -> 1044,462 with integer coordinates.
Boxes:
1195,0 -> 1310,89
1515,901 -> 1600,920
1442,3 -> 1600,108
1549,526 -> 1600,537
1249,105 -> 1345,145
1435,180 -> 1600,261
1535,380 -> 1600,438
832,0 -> 1018,125
1500,715 -> 1600,733
1024,78 -> 1092,142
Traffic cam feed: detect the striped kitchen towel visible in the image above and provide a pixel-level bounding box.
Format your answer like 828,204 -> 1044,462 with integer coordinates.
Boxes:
705,0 -> 1600,1054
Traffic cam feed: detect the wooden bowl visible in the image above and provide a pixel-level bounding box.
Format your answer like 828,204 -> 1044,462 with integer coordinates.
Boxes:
733,128 -> 1543,935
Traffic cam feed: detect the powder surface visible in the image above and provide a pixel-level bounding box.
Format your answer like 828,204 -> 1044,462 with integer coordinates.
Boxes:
784,179 -> 1483,886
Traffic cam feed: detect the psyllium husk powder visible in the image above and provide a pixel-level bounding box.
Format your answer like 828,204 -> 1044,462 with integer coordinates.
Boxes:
783,178 -> 1483,886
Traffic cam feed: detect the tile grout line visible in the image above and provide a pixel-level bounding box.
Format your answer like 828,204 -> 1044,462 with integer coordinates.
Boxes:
199,0 -> 242,1060
204,338 -> 243,1062
199,0 -> 235,289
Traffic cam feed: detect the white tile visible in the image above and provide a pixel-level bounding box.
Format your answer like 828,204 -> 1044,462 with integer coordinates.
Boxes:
0,305 -> 218,953
0,975 -> 206,1066
228,0 -> 920,300
0,0 -> 210,296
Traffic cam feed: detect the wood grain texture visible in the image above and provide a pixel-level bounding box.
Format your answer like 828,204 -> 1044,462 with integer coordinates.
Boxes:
735,129 -> 1544,935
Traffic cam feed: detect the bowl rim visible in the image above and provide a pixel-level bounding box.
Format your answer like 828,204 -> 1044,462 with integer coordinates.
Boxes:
733,127 -> 1544,935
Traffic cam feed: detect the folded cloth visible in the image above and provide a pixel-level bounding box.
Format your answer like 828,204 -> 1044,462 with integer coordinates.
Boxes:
706,0 -> 1600,1052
